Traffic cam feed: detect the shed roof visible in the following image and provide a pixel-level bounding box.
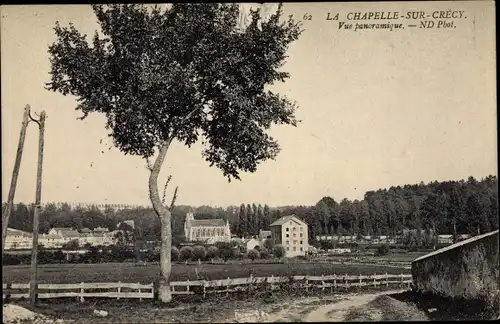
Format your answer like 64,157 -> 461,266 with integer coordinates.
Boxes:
413,230 -> 499,263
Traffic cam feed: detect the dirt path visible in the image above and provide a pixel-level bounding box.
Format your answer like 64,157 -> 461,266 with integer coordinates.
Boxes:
303,289 -> 406,322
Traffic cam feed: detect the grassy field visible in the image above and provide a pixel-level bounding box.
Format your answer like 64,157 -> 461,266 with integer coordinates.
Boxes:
2,262 -> 410,284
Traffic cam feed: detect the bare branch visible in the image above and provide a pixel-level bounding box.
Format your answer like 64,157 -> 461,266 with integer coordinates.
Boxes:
169,186 -> 178,211
161,175 -> 172,205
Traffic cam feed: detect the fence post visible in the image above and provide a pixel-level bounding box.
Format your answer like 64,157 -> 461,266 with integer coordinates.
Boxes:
359,274 -> 362,287
333,274 -> 337,291
270,275 -> 275,291
138,282 -> 142,302
373,273 -> 376,287
385,273 -> 388,287
80,282 -> 85,303
117,281 -> 121,300
203,281 -> 206,299
226,277 -> 230,296
186,280 -> 190,293
249,273 -> 253,292
321,274 -> 325,292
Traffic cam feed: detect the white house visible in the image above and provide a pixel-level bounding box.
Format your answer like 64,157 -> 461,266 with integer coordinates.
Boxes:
259,230 -> 272,240
270,215 -> 309,257
438,234 -> 453,244
4,228 -> 33,250
243,238 -> 262,252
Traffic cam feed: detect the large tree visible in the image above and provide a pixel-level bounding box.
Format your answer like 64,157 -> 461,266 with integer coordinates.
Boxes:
46,4 -> 302,302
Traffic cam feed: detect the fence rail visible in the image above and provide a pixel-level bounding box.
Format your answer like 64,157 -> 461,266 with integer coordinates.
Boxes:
3,273 -> 412,301
2,281 -> 154,301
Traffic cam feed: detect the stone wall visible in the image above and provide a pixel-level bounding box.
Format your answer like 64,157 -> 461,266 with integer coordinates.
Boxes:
411,230 -> 499,307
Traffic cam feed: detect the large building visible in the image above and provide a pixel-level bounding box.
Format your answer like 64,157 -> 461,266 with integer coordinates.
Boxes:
184,211 -> 231,244
270,215 -> 309,257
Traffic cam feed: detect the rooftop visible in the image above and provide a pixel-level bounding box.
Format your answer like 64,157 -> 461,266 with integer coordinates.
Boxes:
270,215 -> 306,227
188,219 -> 226,227
413,230 -> 499,263
7,228 -> 32,237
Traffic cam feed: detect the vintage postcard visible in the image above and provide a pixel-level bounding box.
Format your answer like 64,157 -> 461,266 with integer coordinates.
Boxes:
1,2 -> 497,323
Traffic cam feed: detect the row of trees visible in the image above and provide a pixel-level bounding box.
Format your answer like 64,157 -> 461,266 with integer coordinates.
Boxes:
5,175 -> 498,246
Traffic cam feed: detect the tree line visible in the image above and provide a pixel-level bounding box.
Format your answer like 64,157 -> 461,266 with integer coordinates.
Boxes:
4,175 -> 498,245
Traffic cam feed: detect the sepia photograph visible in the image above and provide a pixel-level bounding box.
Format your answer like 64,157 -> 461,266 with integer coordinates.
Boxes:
1,2 -> 498,322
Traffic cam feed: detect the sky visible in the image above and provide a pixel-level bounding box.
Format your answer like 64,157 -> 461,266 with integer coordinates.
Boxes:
1,2 -> 497,208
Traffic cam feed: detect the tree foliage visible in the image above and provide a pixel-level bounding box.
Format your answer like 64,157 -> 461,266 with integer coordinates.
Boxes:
46,3 -> 303,180
247,248 -> 260,261
272,244 -> 286,258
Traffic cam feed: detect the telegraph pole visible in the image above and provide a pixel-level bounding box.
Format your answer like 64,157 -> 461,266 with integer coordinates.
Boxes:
29,110 -> 46,305
2,105 -> 31,256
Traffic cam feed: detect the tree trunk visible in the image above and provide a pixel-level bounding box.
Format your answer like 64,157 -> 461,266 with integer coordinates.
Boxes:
148,139 -> 173,303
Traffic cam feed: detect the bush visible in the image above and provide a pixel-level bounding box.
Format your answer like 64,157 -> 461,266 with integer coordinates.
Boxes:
376,244 -> 390,256
273,244 -> 286,258
263,238 -> 275,250
179,246 -> 193,261
192,245 -> 207,261
171,246 -> 180,261
260,247 -> 270,259
216,242 -> 236,261
206,245 -> 219,259
247,249 -> 260,261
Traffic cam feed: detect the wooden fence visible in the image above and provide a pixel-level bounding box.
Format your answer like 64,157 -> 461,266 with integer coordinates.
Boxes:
3,273 -> 412,301
2,282 -> 154,301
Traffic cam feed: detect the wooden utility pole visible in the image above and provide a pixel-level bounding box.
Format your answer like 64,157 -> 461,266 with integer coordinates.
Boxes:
2,105 -> 31,256
29,110 -> 46,305
432,220 -> 436,250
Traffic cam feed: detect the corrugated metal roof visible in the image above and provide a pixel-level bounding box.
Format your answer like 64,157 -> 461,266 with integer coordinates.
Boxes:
270,215 -> 306,227
189,219 -> 226,227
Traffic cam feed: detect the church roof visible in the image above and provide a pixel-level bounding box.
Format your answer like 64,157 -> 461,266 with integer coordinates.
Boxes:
188,219 -> 226,227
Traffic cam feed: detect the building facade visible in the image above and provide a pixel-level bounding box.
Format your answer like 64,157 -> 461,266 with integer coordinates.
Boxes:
4,227 -> 116,250
4,228 -> 33,250
184,212 -> 231,244
270,215 -> 309,257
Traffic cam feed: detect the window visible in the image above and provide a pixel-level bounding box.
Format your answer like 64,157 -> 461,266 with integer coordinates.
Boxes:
286,234 -> 289,238
293,240 -> 297,245
286,240 -> 289,245
293,227 -> 296,231
286,227 -> 289,232
300,227 -> 303,231
300,233 -> 303,237
293,246 -> 296,251
286,247 -> 289,251
300,241 -> 303,245
293,233 -> 296,237
300,247 -> 303,251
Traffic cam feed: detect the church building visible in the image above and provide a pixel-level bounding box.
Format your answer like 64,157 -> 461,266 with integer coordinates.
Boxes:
184,211 -> 231,244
